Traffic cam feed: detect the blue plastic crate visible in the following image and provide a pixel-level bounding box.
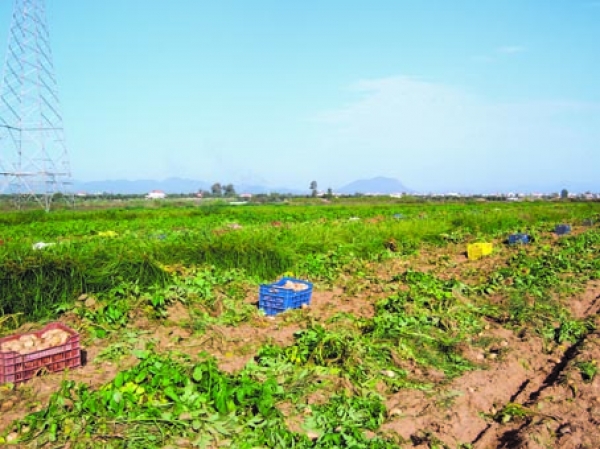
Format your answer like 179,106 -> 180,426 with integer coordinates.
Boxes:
259,277 -> 313,316
555,224 -> 571,235
508,233 -> 530,245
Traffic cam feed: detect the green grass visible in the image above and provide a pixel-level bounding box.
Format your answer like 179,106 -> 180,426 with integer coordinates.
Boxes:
1,201 -> 598,326
3,200 -> 600,447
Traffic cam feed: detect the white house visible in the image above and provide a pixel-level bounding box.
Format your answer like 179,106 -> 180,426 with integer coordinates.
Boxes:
146,190 -> 166,199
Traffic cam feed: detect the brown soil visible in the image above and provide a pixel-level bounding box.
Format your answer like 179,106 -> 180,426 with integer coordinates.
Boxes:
2,227 -> 600,447
0,335 -> 139,435
378,280 -> 600,448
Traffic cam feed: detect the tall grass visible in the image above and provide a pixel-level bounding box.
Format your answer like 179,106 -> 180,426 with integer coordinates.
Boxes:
1,201 -> 598,324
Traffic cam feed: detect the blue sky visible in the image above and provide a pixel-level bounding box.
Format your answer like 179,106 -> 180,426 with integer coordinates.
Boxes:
0,0 -> 598,192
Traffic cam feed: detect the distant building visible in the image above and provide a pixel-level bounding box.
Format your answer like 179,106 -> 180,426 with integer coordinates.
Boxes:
239,193 -> 253,199
146,190 -> 166,199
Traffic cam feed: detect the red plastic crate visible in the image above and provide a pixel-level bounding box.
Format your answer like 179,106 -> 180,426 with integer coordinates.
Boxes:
0,322 -> 81,385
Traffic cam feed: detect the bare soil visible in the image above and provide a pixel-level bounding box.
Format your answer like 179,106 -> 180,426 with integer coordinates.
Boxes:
2,229 -> 600,448
380,281 -> 600,448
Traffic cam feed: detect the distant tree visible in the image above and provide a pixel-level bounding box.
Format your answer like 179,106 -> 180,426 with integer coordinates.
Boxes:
310,180 -> 318,197
211,183 -> 222,196
253,193 -> 269,204
223,184 -> 236,197
561,188 -> 569,199
269,192 -> 282,201
326,188 -> 333,199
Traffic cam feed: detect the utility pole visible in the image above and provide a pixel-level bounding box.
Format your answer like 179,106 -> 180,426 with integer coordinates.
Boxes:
0,0 -> 73,211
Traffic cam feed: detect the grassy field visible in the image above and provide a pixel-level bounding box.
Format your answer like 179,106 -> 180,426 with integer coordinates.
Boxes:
1,200 -> 600,448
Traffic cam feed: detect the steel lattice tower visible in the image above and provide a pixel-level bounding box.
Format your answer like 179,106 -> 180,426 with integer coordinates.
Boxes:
0,0 -> 72,211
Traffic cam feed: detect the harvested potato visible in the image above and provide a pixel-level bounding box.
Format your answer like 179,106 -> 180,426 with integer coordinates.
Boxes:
1,329 -> 71,355
281,280 -> 309,292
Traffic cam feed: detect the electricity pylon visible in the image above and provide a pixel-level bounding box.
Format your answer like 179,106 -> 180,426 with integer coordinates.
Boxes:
0,0 -> 73,211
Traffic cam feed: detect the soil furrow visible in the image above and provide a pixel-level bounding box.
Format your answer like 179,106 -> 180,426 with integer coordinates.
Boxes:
471,288 -> 600,448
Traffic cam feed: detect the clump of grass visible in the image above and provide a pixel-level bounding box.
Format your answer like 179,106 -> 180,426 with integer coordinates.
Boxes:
0,250 -> 168,326
575,360 -> 598,382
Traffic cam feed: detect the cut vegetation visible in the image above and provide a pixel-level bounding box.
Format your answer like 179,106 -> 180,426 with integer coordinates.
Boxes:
1,200 -> 600,448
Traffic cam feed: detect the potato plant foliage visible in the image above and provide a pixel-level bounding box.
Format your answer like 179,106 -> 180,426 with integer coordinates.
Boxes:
1,200 -> 600,447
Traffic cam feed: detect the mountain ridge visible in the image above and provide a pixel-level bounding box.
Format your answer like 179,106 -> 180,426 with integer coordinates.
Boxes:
71,177 -> 594,195
72,176 -> 412,195
72,177 -> 304,195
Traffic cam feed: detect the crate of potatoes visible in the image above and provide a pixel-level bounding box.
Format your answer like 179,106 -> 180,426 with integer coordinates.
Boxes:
259,277 -> 313,316
0,322 -> 81,384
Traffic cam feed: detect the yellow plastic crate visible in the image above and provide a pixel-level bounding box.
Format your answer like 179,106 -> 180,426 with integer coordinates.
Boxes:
467,243 -> 493,260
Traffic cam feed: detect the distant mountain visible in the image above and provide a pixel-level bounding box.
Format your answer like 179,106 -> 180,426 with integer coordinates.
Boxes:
337,177 -> 412,194
71,176 -> 598,196
72,177 -> 304,195
72,177 -> 209,194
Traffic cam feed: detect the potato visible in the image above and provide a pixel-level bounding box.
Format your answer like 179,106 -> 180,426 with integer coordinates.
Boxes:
1,328 -> 71,354
0,341 -> 22,352
46,336 -> 62,347
281,280 -> 309,292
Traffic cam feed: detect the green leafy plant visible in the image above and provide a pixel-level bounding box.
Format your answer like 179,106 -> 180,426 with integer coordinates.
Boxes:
575,360 -> 598,383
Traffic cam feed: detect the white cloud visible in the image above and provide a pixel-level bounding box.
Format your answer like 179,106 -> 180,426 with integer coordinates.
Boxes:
472,45 -> 526,66
497,45 -> 526,54
310,76 -> 600,192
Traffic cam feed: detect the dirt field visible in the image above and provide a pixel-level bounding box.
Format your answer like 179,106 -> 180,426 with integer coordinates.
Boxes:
2,232 -> 600,448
